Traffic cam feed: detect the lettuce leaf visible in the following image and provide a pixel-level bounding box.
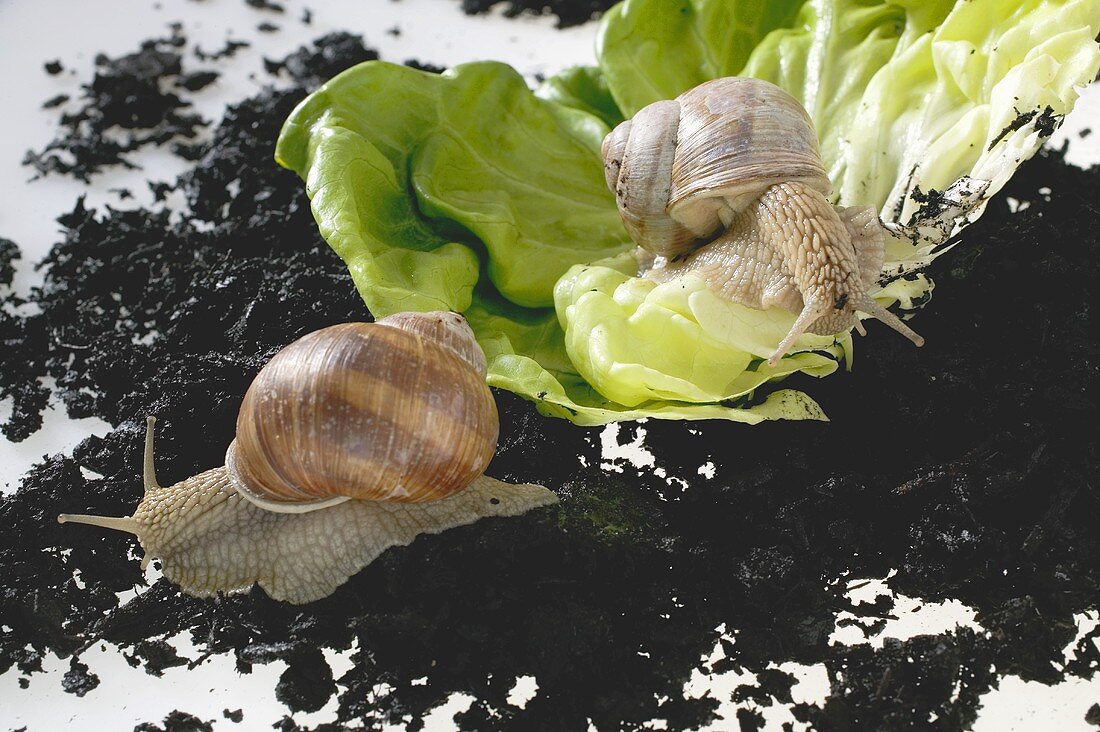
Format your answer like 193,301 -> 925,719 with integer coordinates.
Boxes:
596,0 -> 806,117
278,2 -> 1099,426
536,65 -> 625,128
466,288 -> 828,426
276,60 -> 627,312
554,258 -> 848,408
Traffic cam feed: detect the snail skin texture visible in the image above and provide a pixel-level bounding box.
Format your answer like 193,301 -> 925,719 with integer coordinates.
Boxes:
602,76 -> 924,366
58,313 -> 557,604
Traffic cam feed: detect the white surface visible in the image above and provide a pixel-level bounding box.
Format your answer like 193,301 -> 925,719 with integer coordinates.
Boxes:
828,575 -> 982,649
1,0 -> 1098,729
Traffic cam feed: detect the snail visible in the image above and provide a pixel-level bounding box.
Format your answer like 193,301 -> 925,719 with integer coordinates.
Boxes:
602,76 -> 924,365
57,312 -> 557,604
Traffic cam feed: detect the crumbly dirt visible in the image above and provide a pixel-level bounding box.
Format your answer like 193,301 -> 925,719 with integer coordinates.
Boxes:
22,27 -> 212,181
458,0 -> 615,28
1,23 -> 1098,732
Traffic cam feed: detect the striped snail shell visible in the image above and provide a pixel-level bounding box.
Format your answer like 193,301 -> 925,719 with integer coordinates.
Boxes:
602,77 -> 830,259
227,313 -> 498,512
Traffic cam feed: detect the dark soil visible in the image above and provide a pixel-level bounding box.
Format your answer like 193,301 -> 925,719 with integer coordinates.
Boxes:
245,0 -> 285,13
458,0 -> 615,28
134,711 -> 214,732
1,25 -> 1098,732
193,39 -> 251,62
22,27 -> 214,181
0,238 -> 17,287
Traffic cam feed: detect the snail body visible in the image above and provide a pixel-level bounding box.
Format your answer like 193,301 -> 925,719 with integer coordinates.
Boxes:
602,77 -> 924,365
58,313 -> 557,604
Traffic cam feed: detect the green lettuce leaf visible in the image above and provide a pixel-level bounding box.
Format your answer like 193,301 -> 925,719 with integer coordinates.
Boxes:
596,0 -> 806,117
554,258 -> 848,408
278,1 -> 1099,426
536,65 -> 625,128
465,287 -> 828,426
276,60 -> 627,312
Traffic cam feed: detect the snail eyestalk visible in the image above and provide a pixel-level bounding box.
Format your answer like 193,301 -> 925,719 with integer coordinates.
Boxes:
855,295 -> 925,348
769,300 -> 829,367
143,415 -> 161,492
56,418 -> 161,540
56,512 -> 140,536
56,416 -> 162,537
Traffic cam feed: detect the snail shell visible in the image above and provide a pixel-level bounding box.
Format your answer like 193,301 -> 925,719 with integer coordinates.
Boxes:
228,315 -> 497,511
602,77 -> 830,258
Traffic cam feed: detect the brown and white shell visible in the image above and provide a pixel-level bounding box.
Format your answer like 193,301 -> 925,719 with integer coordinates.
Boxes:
227,315 -> 498,511
602,77 -> 831,258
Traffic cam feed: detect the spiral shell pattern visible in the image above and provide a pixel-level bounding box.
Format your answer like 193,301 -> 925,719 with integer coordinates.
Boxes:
227,318 -> 497,508
603,77 -> 832,258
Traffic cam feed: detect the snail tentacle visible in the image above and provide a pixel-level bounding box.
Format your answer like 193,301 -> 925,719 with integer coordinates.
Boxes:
143,415 -> 162,493
55,416 -> 163,540
57,512 -> 141,536
769,299 -> 830,367
853,295 -> 925,348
